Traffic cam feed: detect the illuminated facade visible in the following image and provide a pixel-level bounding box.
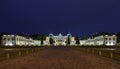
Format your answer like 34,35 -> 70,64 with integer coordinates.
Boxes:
80,35 -> 117,46
70,37 -> 75,45
2,35 -> 41,46
1,33 -> 76,46
47,33 -> 76,46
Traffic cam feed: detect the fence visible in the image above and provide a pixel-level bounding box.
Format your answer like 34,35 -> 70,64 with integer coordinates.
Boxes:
0,48 -> 42,61
76,48 -> 120,61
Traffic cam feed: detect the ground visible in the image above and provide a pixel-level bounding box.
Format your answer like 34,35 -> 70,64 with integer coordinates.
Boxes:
0,46 -> 119,69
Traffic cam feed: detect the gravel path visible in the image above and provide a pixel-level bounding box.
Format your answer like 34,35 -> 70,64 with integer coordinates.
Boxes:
0,46 -> 119,69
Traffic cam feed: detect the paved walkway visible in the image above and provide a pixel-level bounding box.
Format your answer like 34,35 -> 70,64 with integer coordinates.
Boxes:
0,47 -> 119,69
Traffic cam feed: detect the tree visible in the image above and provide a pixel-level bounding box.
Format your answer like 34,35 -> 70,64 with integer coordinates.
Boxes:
31,34 -> 46,45
67,37 -> 70,45
31,34 -> 41,40
80,36 -> 89,40
97,32 -> 110,36
116,32 -> 120,43
49,38 -> 54,45
41,36 -> 44,45
19,33 -> 30,39
76,36 -> 80,45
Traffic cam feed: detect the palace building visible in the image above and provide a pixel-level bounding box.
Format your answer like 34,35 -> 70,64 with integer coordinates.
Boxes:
45,33 -> 76,46
1,33 -> 117,46
1,35 -> 41,46
80,35 -> 117,46
1,33 -> 76,46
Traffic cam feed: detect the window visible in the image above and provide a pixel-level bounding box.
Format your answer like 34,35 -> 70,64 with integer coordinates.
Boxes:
106,42 -> 107,44
8,38 -> 10,41
12,42 -> 15,44
12,38 -> 15,40
113,42 -> 115,45
113,38 -> 115,40
109,38 -> 111,40
105,38 -> 107,40
3,38 -> 6,40
109,42 -> 111,44
4,42 -> 6,45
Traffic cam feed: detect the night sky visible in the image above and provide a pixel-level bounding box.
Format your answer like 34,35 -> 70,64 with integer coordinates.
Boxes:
0,0 -> 120,37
